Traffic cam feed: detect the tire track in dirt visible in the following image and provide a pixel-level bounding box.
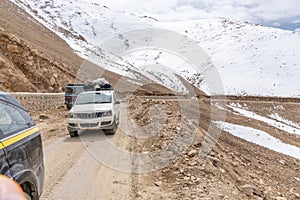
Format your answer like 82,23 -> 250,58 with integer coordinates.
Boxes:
39,102 -> 139,199
41,137 -> 86,199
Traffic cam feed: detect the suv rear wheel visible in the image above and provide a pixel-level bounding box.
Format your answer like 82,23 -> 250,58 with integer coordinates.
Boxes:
21,182 -> 36,200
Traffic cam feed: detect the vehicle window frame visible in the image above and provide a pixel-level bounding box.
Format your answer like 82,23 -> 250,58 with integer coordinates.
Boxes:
0,100 -> 34,140
65,86 -> 85,96
65,87 -> 74,94
75,92 -> 112,105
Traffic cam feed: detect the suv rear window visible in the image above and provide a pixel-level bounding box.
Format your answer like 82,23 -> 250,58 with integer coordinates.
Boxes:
65,87 -> 84,95
65,87 -> 74,94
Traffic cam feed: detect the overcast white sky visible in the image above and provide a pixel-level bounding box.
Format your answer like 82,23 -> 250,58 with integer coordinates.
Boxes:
99,0 -> 300,30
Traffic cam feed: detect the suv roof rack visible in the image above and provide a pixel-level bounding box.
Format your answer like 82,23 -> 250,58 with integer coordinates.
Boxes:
83,83 -> 113,91
67,83 -> 86,86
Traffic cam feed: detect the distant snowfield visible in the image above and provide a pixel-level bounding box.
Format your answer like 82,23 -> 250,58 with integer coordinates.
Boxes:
10,0 -> 300,97
215,121 -> 300,160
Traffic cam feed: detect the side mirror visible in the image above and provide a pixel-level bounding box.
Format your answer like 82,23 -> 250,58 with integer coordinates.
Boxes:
115,100 -> 120,105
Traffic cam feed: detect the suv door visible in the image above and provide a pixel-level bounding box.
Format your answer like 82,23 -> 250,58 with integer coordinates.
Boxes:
0,141 -> 11,178
0,99 -> 44,199
0,107 -> 13,178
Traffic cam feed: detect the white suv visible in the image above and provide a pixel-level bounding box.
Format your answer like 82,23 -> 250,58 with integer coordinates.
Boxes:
67,90 -> 120,137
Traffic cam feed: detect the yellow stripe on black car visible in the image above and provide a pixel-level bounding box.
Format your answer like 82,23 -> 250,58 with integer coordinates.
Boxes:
0,127 -> 39,149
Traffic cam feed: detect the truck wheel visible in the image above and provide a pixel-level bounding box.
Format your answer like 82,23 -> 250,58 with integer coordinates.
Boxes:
69,130 -> 78,137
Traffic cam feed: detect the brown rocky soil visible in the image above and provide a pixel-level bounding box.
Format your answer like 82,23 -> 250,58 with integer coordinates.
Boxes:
31,96 -> 300,200
0,0 -> 82,92
127,96 -> 300,200
0,0 -> 152,94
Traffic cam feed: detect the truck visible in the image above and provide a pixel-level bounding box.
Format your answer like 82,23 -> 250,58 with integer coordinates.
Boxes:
64,84 -> 85,110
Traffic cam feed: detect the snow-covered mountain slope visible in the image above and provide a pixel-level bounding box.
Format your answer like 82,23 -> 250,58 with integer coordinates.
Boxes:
11,0 -> 300,97
159,19 -> 300,97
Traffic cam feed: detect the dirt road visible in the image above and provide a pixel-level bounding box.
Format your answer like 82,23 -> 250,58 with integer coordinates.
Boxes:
41,137 -> 133,199
37,98 -> 199,200
35,97 -> 300,200
39,103 -> 141,200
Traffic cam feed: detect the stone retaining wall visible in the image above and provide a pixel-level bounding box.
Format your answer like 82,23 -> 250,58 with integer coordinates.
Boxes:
10,92 -> 65,112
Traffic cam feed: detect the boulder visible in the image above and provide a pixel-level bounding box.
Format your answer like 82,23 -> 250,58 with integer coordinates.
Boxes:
7,44 -> 19,53
239,184 -> 254,196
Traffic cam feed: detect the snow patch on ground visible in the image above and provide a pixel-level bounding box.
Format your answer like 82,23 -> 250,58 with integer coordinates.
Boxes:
269,113 -> 300,130
215,121 -> 300,160
228,104 -> 300,136
229,102 -> 249,109
126,79 -> 143,86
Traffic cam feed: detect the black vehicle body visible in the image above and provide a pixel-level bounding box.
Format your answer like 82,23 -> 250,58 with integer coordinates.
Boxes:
0,92 -> 44,199
64,84 -> 85,109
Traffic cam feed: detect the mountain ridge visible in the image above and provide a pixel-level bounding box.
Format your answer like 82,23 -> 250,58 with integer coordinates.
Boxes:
9,0 -> 300,97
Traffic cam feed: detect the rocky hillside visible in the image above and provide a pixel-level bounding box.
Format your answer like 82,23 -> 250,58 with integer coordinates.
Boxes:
0,0 -> 83,92
128,96 -> 300,200
0,0 -> 142,94
0,28 -> 76,92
